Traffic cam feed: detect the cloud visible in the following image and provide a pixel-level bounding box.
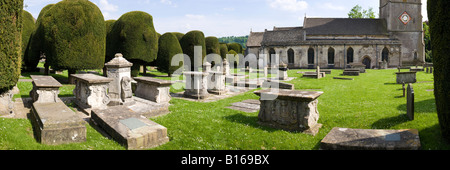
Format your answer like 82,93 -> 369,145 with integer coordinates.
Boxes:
268,0 -> 308,12
185,14 -> 206,20
99,0 -> 118,12
322,3 -> 345,11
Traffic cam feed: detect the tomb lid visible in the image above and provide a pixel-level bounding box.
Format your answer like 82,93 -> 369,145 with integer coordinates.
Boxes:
32,102 -> 85,129
71,74 -> 113,84
254,89 -> 323,101
105,53 -> 133,68
183,71 -> 209,76
30,75 -> 63,88
396,72 -> 417,74
133,77 -> 173,86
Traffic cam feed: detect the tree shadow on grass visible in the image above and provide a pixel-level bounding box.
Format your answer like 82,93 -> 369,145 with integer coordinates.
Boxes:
371,114 -> 410,129
419,124 -> 450,150
397,99 -> 436,113
223,113 -> 280,133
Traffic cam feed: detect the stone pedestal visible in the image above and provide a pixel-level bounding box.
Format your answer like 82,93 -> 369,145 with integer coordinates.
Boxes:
278,63 -> 288,80
105,53 -> 135,106
72,74 -> 113,113
396,72 -> 417,84
254,89 -> 324,135
183,71 -> 209,99
30,102 -> 86,145
207,71 -> 227,95
29,75 -> 63,103
0,86 -> 18,116
134,77 -> 173,103
223,59 -> 230,76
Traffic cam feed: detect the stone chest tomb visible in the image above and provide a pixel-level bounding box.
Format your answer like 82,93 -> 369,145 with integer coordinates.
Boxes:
254,89 -> 323,135
72,74 -> 113,113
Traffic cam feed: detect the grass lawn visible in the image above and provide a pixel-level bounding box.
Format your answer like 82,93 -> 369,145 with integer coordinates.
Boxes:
1,67 -> 449,150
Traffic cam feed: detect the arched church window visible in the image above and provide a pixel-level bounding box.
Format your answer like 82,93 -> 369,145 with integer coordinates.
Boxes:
288,48 -> 295,64
382,47 -> 389,62
328,47 -> 335,65
347,47 -> 354,64
308,48 -> 314,65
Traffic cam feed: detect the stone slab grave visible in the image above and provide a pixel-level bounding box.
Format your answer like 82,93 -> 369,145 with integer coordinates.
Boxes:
349,63 -> 366,73
91,105 -> 169,150
396,72 -> 417,84
262,79 -> 294,90
226,99 -> 261,113
30,75 -> 63,103
407,83 -> 414,120
320,127 -> 421,150
72,74 -> 113,115
171,85 -> 252,103
343,69 -> 360,76
254,89 -> 323,135
30,102 -> 86,145
301,66 -> 325,79
333,77 -> 354,80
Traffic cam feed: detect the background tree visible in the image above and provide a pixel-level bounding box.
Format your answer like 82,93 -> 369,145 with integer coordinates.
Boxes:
205,36 -> 220,55
423,21 -> 432,62
0,0 -> 23,93
106,11 -> 158,77
171,32 -> 185,41
227,43 -> 243,54
218,35 -> 248,49
179,30 -> 206,71
156,33 -> 183,77
428,0 -> 450,141
21,10 -> 35,71
26,4 -> 54,72
348,5 -> 376,19
42,0 -> 106,83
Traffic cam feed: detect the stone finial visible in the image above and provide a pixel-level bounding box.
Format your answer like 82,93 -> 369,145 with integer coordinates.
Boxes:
105,53 -> 133,68
115,53 -> 123,58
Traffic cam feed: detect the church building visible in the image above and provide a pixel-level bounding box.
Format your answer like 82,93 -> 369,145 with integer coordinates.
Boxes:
246,0 -> 425,69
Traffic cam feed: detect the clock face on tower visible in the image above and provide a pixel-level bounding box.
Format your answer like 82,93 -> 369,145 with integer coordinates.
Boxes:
399,11 -> 412,25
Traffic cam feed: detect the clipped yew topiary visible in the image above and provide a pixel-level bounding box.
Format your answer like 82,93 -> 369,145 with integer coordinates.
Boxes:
42,0 -> 106,80
205,36 -> 220,55
104,19 -> 116,63
219,43 -> 228,59
156,33 -> 183,77
171,32 -> 185,41
0,0 -> 23,93
106,11 -> 158,77
179,30 -> 206,71
428,0 -> 450,141
21,10 -> 35,71
26,3 -> 54,71
227,43 -> 243,54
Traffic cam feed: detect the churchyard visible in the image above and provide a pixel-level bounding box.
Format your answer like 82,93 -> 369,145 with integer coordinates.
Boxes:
1,62 -> 448,150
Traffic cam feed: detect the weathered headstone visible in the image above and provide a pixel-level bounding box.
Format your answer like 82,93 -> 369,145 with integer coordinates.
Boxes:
134,77 -> 173,103
105,53 -> 135,106
254,89 -> 323,135
407,83 -> 414,120
72,74 -> 113,113
321,127 -> 421,150
223,59 -> 230,76
29,75 -> 63,103
278,63 -> 288,80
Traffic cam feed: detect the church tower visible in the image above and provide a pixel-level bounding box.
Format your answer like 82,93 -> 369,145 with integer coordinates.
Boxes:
379,0 -> 425,64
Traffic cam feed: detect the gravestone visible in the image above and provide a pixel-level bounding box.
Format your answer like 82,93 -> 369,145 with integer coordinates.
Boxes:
262,79 -> 294,90
278,63 -> 288,80
134,77 -> 173,103
72,74 -> 113,114
254,89 -> 323,135
343,69 -> 360,76
396,72 -> 417,84
407,83 -> 414,120
321,127 -> 421,150
207,71 -> 227,95
29,75 -> 63,103
350,63 -> 366,73
105,53 -> 135,106
223,59 -> 230,76
91,106 -> 169,150
183,71 -> 209,100
226,99 -> 261,113
30,102 -> 86,145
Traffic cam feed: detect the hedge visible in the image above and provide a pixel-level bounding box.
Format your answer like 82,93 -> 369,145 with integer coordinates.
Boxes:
227,43 -> 243,54
21,10 -> 35,71
429,0 -> 450,141
219,43 -> 228,59
156,33 -> 183,76
205,36 -> 220,55
0,0 -> 23,93
42,0 -> 106,72
179,30 -> 206,71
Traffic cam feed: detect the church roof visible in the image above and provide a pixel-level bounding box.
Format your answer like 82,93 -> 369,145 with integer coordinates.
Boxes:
246,32 -> 265,47
261,27 -> 305,45
304,18 -> 388,36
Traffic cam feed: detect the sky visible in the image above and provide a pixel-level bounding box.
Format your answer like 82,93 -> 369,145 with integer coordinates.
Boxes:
23,0 -> 429,37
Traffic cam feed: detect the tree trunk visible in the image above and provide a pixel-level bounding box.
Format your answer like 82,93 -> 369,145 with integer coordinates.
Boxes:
68,69 -> 77,84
